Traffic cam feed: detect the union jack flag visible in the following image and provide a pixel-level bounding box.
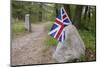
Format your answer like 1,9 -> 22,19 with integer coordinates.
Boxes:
48,7 -> 71,42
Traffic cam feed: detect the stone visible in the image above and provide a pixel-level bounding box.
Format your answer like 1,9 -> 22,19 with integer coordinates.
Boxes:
53,24 -> 85,62
25,14 -> 31,32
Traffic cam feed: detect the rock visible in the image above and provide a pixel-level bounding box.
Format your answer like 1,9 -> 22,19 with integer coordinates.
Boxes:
53,24 -> 85,62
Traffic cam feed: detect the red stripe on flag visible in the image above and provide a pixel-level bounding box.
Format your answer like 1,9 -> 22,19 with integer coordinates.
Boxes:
56,19 -> 64,26
55,19 -> 64,39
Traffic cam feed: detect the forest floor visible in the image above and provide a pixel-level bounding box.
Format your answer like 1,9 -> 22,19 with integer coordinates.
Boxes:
11,22 -> 57,66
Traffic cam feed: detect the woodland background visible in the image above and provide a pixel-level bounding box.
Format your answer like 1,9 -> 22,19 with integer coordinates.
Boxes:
12,0 -> 96,62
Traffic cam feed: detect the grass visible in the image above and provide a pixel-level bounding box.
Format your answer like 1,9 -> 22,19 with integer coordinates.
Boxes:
45,21 -> 58,46
79,30 -> 96,61
79,30 -> 96,53
45,22 -> 96,61
11,19 -> 30,38
46,36 -> 58,46
12,19 -> 25,33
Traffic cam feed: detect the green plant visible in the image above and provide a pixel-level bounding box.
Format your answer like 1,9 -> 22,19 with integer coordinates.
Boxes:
12,19 -> 25,33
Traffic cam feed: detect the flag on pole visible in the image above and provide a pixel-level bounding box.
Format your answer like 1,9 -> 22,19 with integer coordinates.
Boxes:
48,7 -> 71,42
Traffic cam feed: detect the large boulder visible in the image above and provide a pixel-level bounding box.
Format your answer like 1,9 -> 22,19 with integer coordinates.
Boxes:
53,24 -> 85,62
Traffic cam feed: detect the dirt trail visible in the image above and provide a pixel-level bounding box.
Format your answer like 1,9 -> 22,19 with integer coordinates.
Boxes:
11,23 -> 56,65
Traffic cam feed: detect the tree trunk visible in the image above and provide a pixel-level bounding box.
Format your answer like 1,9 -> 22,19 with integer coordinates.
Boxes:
39,3 -> 43,22
83,6 -> 88,20
73,5 -> 83,28
55,4 -> 59,17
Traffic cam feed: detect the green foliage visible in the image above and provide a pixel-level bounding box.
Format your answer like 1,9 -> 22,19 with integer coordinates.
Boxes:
70,5 -> 76,21
79,30 -> 96,52
45,36 -> 58,46
12,1 -> 56,22
81,7 -> 96,36
79,29 -> 96,61
12,1 -> 96,61
12,19 -> 25,33
12,1 -> 31,19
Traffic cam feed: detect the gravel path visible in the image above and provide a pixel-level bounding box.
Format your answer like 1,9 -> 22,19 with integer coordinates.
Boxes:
11,23 -> 56,66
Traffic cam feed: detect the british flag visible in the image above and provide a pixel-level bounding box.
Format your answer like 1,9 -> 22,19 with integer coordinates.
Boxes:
48,7 -> 71,42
